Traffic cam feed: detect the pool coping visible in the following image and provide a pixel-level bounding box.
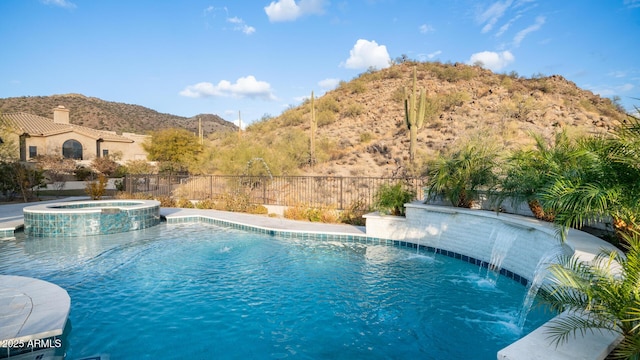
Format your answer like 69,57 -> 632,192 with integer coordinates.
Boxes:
0,275 -> 70,350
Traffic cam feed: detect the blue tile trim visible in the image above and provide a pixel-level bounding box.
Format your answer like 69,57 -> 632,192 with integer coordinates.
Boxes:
166,215 -> 530,286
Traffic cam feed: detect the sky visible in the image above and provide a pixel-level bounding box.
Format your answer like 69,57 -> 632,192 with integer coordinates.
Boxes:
1,0 -> 639,127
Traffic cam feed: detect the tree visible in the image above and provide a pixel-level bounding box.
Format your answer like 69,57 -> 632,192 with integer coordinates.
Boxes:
91,153 -> 121,177
539,115 -> 640,238
142,128 -> 203,173
35,154 -> 76,192
540,229 -> 640,359
1,162 -> 45,202
426,141 -> 500,208
124,159 -> 156,175
0,120 -> 18,162
498,131 -> 581,221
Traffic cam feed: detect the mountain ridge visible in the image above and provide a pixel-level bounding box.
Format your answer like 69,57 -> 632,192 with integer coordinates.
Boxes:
0,93 -> 238,136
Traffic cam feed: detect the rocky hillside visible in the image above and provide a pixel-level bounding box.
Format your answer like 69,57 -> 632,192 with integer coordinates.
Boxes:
0,93 -> 237,135
245,61 -> 626,177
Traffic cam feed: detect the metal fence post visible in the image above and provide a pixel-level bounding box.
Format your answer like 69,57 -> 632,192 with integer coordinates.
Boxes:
339,177 -> 344,210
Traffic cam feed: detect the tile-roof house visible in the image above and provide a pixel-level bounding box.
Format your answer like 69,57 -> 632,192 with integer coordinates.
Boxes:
0,106 -> 148,162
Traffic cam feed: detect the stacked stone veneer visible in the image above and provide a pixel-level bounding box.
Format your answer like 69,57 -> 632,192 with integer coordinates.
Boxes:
364,203 -> 567,283
23,200 -> 160,237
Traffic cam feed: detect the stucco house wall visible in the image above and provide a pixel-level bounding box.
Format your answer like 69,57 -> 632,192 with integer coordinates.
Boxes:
1,106 -> 149,162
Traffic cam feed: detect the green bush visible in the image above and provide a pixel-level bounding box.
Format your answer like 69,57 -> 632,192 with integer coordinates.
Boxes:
374,182 -> 416,216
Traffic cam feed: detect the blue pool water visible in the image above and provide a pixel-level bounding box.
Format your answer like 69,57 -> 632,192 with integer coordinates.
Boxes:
0,223 -> 553,359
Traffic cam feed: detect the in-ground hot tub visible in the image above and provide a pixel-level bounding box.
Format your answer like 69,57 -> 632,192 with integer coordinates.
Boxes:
23,200 -> 161,237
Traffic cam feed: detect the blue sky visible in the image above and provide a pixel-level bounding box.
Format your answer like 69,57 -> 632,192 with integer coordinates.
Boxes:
1,0 -> 639,127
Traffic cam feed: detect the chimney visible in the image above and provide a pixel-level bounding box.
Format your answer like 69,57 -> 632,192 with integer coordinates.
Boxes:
53,105 -> 70,124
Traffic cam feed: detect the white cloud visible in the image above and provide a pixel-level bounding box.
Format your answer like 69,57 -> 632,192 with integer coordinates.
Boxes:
467,50 -> 515,71
495,14 -> 521,37
227,16 -> 256,35
342,39 -> 391,70
624,0 -> 640,8
427,50 -> 442,59
419,24 -> 435,34
41,0 -> 76,9
180,76 -> 276,101
589,83 -> 635,97
477,0 -> 513,33
513,16 -> 545,46
608,71 -> 627,78
264,0 -> 326,22
318,78 -> 340,89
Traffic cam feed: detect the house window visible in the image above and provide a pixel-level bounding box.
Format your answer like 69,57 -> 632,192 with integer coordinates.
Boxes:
62,139 -> 83,160
29,146 -> 37,158
102,149 -> 109,157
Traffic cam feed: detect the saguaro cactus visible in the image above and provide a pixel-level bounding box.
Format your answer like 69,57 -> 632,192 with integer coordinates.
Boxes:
404,66 -> 426,163
309,91 -> 317,166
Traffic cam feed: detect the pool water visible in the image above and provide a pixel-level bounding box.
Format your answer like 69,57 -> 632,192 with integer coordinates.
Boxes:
0,223 -> 553,359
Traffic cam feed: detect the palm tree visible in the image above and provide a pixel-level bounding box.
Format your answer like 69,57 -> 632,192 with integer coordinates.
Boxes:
539,115 -> 640,238
498,130 -> 581,221
426,141 -> 499,208
539,229 -> 640,359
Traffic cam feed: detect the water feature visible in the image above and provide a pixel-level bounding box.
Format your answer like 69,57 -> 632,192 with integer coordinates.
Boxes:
517,246 -> 564,328
0,223 -> 552,359
486,224 -> 519,283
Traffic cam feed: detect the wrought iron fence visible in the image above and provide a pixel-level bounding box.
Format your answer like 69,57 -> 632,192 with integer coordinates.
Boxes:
123,174 -> 426,210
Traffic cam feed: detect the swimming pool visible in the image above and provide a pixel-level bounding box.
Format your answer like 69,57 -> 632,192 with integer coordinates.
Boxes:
0,223 -> 552,359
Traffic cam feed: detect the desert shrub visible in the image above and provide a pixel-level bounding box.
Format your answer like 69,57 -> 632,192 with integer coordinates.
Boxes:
118,192 -> 153,200
385,66 -> 402,79
391,86 -> 405,103
124,160 -> 156,175
347,80 -> 367,94
340,199 -> 370,226
246,204 -> 269,215
176,198 -> 194,208
280,108 -> 304,126
283,205 -> 307,220
432,65 -> 475,82
74,166 -> 94,181
374,182 -> 416,216
317,96 -> 340,113
155,195 -> 176,207
317,110 -> 337,126
91,156 -> 119,176
438,92 -> 470,111
359,132 -> 373,143
342,103 -> 364,118
283,204 -> 339,222
195,199 -> 216,209
85,174 -> 108,200
219,191 -> 251,212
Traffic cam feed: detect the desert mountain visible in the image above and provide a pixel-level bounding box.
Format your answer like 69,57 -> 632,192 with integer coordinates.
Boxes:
0,61 -> 626,178
0,93 -> 237,135
242,61 -> 626,177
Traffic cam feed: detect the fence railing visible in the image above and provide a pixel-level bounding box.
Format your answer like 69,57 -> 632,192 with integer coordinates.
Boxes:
123,174 -> 426,210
